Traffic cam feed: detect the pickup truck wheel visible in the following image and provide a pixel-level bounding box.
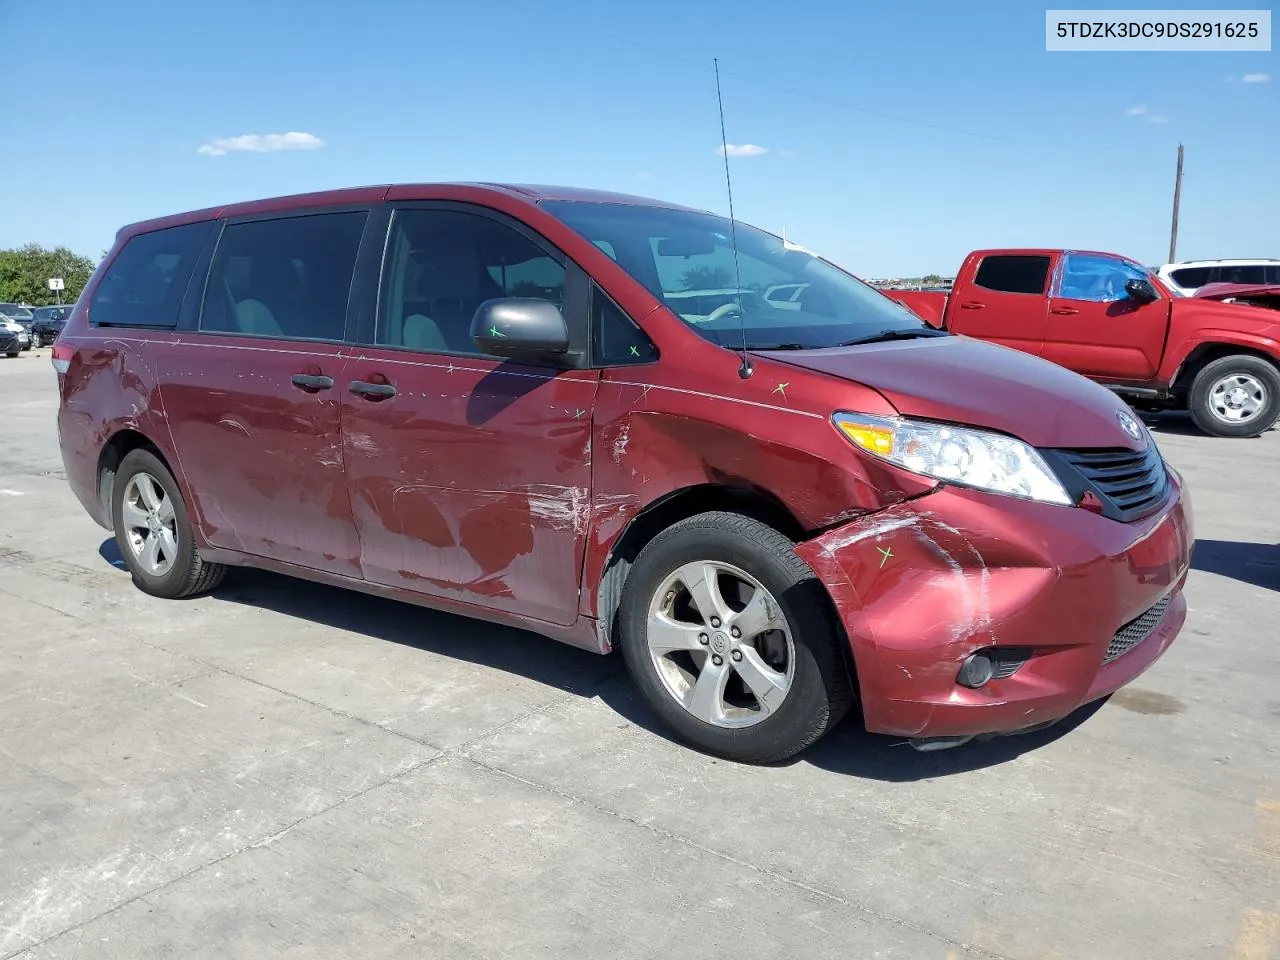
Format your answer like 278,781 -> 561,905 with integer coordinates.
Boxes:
1188,356 -> 1280,437
617,511 -> 853,763
112,448 -> 227,598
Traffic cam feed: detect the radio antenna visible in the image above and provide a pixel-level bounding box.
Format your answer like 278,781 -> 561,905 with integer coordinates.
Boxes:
714,58 -> 752,380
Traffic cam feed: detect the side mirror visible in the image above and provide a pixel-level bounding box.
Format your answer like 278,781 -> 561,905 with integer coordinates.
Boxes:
471,298 -> 570,359
1125,278 -> 1158,304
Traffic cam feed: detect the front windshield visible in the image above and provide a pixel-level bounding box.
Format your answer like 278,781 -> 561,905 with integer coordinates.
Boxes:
541,201 -> 928,350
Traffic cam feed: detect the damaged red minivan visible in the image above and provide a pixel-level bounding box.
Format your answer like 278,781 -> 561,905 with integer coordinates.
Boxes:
55,184 -> 1194,762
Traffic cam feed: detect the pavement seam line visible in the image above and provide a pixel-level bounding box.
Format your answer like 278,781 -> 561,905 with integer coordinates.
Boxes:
460,754 -> 1014,960
2,689 -> 591,957
3,754 -> 442,960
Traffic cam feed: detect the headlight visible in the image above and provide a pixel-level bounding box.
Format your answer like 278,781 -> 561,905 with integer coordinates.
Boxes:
833,412 -> 1072,505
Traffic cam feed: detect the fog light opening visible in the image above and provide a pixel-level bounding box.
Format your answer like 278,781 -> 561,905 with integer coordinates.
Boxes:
957,647 -> 1033,688
957,652 -> 996,689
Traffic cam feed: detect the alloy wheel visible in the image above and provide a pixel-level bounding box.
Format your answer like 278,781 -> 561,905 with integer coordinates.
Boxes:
646,560 -> 795,728
121,472 -> 179,576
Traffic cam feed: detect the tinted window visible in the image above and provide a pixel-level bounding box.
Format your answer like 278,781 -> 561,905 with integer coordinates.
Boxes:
89,222 -> 210,327
1266,266 -> 1280,284
592,284 -> 657,365
377,209 -> 565,354
973,255 -> 1051,295
1218,265 -> 1268,285
1056,254 -> 1156,303
0,304 -> 34,321
542,201 -> 925,351
200,212 -> 367,341
1168,267 -> 1211,289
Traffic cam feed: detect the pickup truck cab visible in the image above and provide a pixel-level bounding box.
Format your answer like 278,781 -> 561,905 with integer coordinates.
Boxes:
888,249 -> 1280,437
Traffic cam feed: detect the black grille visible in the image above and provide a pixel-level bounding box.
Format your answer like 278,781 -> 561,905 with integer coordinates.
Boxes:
1044,444 -> 1169,522
0,333 -> 18,352
1105,595 -> 1171,663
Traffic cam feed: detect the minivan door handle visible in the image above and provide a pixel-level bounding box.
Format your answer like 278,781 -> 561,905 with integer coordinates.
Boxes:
349,379 -> 397,400
959,301 -> 986,310
291,373 -> 335,392
1050,306 -> 1080,316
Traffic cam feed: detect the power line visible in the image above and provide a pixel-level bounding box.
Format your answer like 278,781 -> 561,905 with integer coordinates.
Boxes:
596,32 -> 1016,143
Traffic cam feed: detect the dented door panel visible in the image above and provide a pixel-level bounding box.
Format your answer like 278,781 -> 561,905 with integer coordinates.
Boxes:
342,349 -> 599,625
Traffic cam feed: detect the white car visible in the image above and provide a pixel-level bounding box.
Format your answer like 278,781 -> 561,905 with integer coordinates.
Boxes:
1157,259 -> 1280,297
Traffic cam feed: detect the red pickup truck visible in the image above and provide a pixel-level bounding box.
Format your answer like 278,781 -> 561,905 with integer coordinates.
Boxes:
887,249 -> 1280,437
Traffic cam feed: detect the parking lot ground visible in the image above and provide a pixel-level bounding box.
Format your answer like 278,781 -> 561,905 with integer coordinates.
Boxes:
2,350 -> 1278,960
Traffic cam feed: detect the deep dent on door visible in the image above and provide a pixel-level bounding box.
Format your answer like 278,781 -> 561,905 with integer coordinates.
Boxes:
341,358 -> 598,626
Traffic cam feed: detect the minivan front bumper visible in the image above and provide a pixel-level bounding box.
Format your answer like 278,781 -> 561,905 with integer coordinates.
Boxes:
795,470 -> 1193,739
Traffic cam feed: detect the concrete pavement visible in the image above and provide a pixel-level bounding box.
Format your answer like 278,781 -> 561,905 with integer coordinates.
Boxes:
1,349 -> 1277,959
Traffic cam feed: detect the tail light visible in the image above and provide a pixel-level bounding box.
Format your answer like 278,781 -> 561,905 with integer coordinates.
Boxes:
51,341 -> 73,376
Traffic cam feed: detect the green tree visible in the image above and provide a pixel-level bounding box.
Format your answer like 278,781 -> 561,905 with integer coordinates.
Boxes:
681,265 -> 734,290
0,244 -> 97,306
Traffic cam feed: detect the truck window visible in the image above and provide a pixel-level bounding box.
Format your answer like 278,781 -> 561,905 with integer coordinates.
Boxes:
973,255 -> 1051,295
1056,253 -> 1156,303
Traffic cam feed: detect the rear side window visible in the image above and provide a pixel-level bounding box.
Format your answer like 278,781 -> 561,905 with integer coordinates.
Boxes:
592,284 -> 657,365
200,211 -> 367,341
1217,265 -> 1268,285
1168,267 -> 1211,289
90,221 -> 212,328
973,255 -> 1051,295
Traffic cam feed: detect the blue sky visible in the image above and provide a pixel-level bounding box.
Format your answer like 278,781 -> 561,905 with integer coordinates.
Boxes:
2,0 -> 1275,275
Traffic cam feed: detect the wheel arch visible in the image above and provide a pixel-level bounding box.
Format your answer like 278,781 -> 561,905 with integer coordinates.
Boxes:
594,482 -> 823,655
1170,342 -> 1280,401
97,428 -> 174,532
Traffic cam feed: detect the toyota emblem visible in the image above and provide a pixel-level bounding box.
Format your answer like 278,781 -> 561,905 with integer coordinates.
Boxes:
1117,410 -> 1144,443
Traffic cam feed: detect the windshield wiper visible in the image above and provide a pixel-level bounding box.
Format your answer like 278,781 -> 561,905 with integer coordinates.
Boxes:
836,328 -> 950,347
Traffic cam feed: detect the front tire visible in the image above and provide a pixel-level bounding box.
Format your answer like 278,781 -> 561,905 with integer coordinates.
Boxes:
1188,355 -> 1280,437
617,511 -> 853,763
111,448 -> 227,598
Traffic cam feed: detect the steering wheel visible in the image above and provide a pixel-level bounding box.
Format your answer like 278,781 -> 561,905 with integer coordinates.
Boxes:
705,301 -> 745,325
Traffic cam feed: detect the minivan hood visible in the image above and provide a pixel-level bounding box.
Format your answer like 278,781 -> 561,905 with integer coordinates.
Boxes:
757,335 -> 1141,450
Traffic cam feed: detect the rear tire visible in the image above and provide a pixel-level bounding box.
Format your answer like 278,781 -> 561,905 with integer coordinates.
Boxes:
617,511 -> 853,763
5,351 -> 17,359
1188,355 -> 1280,437
111,448 -> 227,598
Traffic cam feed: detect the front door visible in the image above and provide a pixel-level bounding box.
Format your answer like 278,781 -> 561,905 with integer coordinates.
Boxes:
159,210 -> 370,577
1043,252 -> 1170,382
341,205 -> 598,625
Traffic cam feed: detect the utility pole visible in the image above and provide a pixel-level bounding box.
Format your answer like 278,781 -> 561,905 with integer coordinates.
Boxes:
1168,143 -> 1184,264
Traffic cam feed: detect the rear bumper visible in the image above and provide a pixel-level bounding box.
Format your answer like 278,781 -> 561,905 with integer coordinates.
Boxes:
795,468 -> 1193,739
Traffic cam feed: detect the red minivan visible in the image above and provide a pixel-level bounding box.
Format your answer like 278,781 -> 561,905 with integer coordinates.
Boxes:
55,184 -> 1194,762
